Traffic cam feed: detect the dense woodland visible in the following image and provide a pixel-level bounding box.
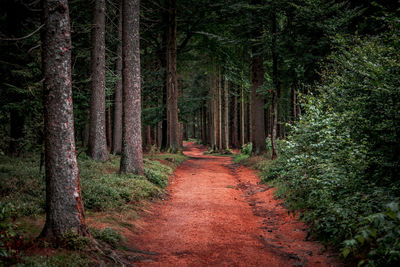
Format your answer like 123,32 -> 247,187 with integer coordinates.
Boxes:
0,0 -> 399,266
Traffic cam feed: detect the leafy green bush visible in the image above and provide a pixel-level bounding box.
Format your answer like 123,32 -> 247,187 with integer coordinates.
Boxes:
262,36 -> 400,265
143,158 -> 173,188
241,143 -> 252,155
81,173 -> 159,211
60,230 -> 91,251
15,253 -> 91,267
0,152 -> 183,217
343,202 -> 400,266
0,156 -> 45,218
90,227 -> 124,248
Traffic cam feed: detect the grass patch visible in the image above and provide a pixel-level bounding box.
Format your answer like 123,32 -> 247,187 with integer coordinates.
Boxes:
0,150 -> 187,266
0,152 -> 186,217
15,252 -> 92,267
89,227 -> 124,248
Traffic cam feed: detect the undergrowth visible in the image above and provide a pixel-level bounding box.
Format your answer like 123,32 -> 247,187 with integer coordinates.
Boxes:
239,37 -> 400,266
0,151 -> 187,265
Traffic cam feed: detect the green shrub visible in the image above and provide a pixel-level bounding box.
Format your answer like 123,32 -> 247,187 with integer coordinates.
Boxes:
143,159 -> 172,188
260,36 -> 400,265
241,143 -> 252,155
60,230 -> 91,251
90,227 -> 124,248
81,173 -> 160,211
234,154 -> 249,163
15,253 -> 91,267
0,151 -> 182,218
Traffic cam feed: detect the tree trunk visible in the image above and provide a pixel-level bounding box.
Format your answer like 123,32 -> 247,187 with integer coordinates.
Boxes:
160,29 -> 168,151
212,75 -> 218,151
251,54 -> 266,155
112,0 -> 123,154
146,125 -> 152,151
106,100 -> 112,152
247,93 -> 251,144
271,13 -> 279,160
41,0 -> 88,243
88,0 -> 109,161
191,121 -> 195,139
232,85 -> 239,149
241,86 -> 245,146
223,77 -> 229,150
218,72 -> 223,151
120,0 -> 143,174
166,0 -> 179,153
292,86 -> 297,121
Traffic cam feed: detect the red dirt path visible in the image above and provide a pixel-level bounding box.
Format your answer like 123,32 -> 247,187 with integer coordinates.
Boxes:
127,142 -> 340,267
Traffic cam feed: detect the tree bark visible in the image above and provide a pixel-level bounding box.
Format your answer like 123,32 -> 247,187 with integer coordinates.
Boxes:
160,28 -> 168,151
88,0 -> 109,161
232,85 -> 239,149
112,0 -> 123,154
106,99 -> 112,152
271,13 -> 279,160
41,0 -> 88,243
212,75 -> 218,151
247,93 -> 251,144
240,86 -> 245,146
218,72 -> 223,151
166,0 -> 179,153
292,86 -> 297,121
223,77 -> 229,150
120,0 -> 144,174
251,54 -> 266,155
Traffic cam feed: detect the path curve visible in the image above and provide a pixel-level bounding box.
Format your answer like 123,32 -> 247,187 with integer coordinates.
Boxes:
128,142 -> 340,267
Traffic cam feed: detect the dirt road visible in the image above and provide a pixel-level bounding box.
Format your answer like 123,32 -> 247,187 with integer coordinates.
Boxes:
128,143 -> 340,267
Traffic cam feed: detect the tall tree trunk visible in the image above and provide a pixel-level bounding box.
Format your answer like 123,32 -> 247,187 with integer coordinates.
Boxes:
271,13 -> 279,160
223,77 -> 229,150
241,86 -> 245,146
112,1 -> 123,154
232,85 -> 239,149
157,121 -> 162,149
146,125 -> 152,151
166,0 -> 179,153
212,75 -> 218,151
218,72 -> 223,151
160,29 -> 168,151
251,54 -> 266,155
292,86 -> 297,121
120,0 -> 143,174
88,0 -> 109,161
247,93 -> 251,144
41,0 -> 88,243
106,99 -> 112,152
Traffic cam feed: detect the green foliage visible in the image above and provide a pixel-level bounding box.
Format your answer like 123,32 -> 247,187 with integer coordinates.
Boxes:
234,154 -> 249,163
60,230 -> 91,251
261,36 -> 400,265
0,216 -> 22,262
89,227 -> 124,248
0,153 -> 183,217
241,143 -> 252,155
343,202 -> 400,266
15,253 -> 91,267
143,159 -> 173,188
79,155 -> 161,211
0,155 -> 45,218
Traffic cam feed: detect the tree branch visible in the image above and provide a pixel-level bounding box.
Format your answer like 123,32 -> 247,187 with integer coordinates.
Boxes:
0,24 -> 44,41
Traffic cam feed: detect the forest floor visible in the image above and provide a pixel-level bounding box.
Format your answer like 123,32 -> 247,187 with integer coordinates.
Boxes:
125,142 -> 341,267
